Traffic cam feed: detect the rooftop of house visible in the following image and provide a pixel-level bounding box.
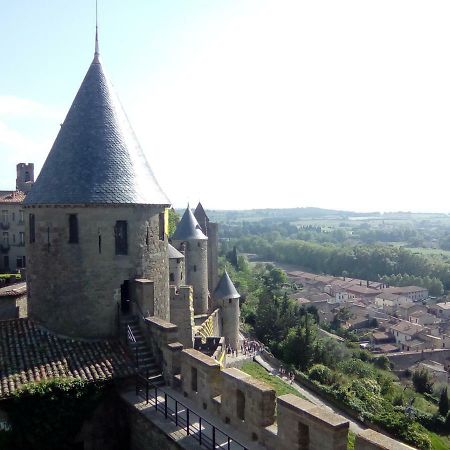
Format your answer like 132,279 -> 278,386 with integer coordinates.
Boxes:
0,190 -> 26,204
345,285 -> 379,295
410,311 -> 435,319
374,343 -> 398,353
0,282 -> 26,298
0,318 -> 135,399
399,303 -> 425,311
390,321 -> 423,336
383,286 -> 427,294
375,292 -> 405,301
436,302 -> 450,310
309,293 -> 333,302
407,339 -> 426,348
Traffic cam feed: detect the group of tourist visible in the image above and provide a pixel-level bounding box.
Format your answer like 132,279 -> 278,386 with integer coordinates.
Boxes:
279,366 -> 295,384
240,339 -> 263,356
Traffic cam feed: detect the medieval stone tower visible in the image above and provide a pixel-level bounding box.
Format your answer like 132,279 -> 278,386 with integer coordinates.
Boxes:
24,34 -> 170,339
171,207 -> 209,315
16,163 -> 34,193
214,270 -> 240,350
194,202 -> 219,292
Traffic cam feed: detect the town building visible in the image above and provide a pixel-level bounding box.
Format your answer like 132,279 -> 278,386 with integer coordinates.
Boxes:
0,164 -> 34,273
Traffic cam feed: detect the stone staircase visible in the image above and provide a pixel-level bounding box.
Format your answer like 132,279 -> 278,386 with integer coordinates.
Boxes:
120,315 -> 164,387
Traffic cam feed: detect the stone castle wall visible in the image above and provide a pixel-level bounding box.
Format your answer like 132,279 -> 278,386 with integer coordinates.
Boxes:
25,204 -> 169,338
151,340 -> 415,450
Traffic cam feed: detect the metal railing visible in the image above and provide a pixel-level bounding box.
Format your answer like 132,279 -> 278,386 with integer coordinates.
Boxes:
135,375 -> 247,450
126,324 -> 139,369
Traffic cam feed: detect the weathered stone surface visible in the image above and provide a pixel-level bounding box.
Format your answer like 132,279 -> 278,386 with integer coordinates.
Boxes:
277,394 -> 349,450
172,239 -> 208,315
26,204 -> 169,338
355,429 -> 417,450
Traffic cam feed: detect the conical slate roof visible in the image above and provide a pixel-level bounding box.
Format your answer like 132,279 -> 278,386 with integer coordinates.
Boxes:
214,271 -> 240,300
194,202 -> 209,235
168,243 -> 184,259
24,52 -> 169,206
172,207 -> 207,241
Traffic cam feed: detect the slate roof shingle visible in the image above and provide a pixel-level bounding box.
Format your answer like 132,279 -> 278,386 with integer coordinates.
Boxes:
0,318 -> 135,398
24,55 -> 170,206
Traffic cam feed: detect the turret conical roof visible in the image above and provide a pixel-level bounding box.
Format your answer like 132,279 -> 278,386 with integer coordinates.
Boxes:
194,202 -> 209,235
172,207 -> 207,241
214,270 -> 240,300
25,53 -> 169,206
168,243 -> 184,259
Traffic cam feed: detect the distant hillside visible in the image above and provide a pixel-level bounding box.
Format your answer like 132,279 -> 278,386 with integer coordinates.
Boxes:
199,207 -> 380,223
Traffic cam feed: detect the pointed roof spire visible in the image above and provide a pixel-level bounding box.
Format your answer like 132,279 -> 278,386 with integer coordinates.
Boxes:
194,202 -> 209,235
24,19 -> 170,207
214,270 -> 240,300
172,206 -> 207,241
94,0 -> 100,63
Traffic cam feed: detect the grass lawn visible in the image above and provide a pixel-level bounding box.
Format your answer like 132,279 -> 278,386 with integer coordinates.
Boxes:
240,361 -> 307,400
0,274 -> 21,279
428,432 -> 450,450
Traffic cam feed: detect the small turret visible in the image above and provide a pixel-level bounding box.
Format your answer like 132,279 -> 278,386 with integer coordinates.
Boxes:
168,243 -> 184,287
16,163 -> 34,193
194,202 -> 219,292
172,206 -> 208,315
214,271 -> 240,351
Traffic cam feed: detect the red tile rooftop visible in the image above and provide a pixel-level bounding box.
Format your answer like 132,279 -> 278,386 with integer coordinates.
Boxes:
0,190 -> 26,203
0,318 -> 135,398
0,282 -> 26,298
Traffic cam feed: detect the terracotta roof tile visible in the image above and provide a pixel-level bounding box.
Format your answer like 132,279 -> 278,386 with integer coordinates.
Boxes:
0,318 -> 135,398
0,191 -> 26,204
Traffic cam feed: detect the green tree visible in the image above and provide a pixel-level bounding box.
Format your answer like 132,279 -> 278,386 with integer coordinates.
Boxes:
168,208 -> 180,237
439,387 -> 449,417
412,368 -> 433,394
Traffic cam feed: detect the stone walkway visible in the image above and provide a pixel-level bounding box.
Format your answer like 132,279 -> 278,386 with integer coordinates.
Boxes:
122,385 -> 266,450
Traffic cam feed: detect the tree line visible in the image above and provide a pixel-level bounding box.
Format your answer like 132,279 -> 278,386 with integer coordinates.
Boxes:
232,236 -> 448,295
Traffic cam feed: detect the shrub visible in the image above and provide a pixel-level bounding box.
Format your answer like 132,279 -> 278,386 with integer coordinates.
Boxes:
338,358 -> 375,378
308,364 -> 334,385
373,355 -> 391,370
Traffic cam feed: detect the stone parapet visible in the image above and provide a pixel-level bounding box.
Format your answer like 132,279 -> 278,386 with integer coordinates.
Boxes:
277,394 -> 348,450
355,429 -> 417,450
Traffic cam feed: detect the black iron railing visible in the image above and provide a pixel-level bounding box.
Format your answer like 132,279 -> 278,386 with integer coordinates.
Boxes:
135,375 -> 247,450
126,324 -> 139,369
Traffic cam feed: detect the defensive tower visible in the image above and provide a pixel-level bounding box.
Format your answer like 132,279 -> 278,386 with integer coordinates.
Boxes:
16,163 -> 34,193
194,202 -> 219,291
24,30 -> 171,338
214,270 -> 240,351
171,206 -> 208,315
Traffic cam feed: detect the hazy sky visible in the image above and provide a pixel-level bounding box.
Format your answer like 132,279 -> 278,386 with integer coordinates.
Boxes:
1,1 -> 450,212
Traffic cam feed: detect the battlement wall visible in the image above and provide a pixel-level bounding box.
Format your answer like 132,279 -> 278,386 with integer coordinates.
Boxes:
173,348 -> 415,450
